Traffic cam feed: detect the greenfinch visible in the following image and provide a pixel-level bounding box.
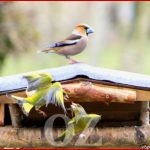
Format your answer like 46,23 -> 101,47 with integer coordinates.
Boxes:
55,103 -> 101,142
7,72 -> 67,116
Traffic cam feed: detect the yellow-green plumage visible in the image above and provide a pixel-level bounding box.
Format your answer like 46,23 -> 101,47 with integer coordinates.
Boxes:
46,82 -> 66,112
7,72 -> 67,116
6,88 -> 48,115
55,103 -> 101,142
22,103 -> 34,115
23,72 -> 52,95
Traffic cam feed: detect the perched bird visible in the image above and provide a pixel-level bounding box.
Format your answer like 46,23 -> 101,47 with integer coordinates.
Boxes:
6,72 -> 67,116
55,103 -> 101,142
39,24 -> 94,63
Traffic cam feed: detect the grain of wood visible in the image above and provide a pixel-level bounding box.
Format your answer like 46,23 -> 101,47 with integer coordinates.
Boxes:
0,80 -> 138,104
0,104 -> 4,126
140,101 -> 149,126
0,126 -> 149,147
8,104 -> 22,127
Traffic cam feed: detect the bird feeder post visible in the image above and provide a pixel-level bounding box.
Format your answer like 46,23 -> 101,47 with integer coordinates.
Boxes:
140,101 -> 149,126
0,104 -> 5,126
8,104 -> 22,128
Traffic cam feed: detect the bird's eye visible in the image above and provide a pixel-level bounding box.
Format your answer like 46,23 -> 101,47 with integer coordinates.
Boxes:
84,26 -> 88,30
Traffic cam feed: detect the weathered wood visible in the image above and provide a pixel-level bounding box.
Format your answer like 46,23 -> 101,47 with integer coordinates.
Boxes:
0,80 -> 139,104
0,104 -> 4,126
8,104 -> 22,127
0,91 -> 26,104
63,81 -> 136,103
0,126 -> 150,147
1,79 -> 150,104
140,101 -> 149,126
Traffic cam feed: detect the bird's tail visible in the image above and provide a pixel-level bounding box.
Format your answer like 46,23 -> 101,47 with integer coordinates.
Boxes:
6,93 -> 33,116
37,48 -> 54,54
6,93 -> 26,103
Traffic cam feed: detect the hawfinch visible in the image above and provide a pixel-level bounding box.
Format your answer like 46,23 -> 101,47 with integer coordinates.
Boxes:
40,24 -> 94,63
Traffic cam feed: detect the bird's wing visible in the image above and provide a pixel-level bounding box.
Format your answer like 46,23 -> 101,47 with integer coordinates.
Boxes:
6,93 -> 33,116
44,83 -> 66,113
23,74 -> 40,83
24,89 -> 48,110
54,88 -> 66,113
77,114 -> 100,128
47,35 -> 82,49
27,78 -> 42,92
21,103 -> 34,116
55,117 -> 80,142
49,39 -> 81,48
41,35 -> 82,53
24,74 -> 52,92
45,87 -> 57,106
23,74 -> 42,92
68,118 -> 75,125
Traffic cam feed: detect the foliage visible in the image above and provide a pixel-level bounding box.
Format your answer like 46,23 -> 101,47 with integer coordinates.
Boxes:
0,2 -> 39,71
0,2 -> 150,75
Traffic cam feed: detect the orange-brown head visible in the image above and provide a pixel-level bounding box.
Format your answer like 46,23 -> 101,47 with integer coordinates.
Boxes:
72,24 -> 94,36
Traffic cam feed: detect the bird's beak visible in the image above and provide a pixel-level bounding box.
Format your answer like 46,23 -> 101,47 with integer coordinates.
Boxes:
95,115 -> 101,120
87,28 -> 94,34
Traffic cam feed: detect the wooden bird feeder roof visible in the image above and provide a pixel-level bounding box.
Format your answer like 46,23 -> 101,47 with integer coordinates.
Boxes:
0,63 -> 150,104
1,63 -> 150,94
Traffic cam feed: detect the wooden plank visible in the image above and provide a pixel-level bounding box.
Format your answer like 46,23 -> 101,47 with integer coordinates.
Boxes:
63,81 -> 136,103
0,126 -> 150,147
0,104 -> 4,126
0,80 -> 150,104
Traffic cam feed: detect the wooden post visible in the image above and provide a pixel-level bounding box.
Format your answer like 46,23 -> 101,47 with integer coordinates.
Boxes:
0,104 -> 5,126
140,101 -> 149,126
8,104 -> 22,128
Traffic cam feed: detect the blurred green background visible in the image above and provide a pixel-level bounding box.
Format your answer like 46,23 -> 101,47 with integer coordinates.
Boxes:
0,2 -> 150,76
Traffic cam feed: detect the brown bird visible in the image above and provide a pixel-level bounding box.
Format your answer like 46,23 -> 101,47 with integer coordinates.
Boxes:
39,24 -> 94,63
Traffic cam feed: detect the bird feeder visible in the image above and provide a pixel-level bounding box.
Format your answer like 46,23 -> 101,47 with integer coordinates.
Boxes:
0,63 -> 150,147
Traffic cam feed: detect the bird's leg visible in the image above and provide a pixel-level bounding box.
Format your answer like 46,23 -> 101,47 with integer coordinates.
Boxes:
37,109 -> 47,118
64,95 -> 69,101
64,93 -> 70,102
66,56 -> 80,64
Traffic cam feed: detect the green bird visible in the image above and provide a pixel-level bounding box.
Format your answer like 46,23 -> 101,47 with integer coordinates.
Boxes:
6,72 -> 67,116
23,72 -> 53,96
55,103 -> 101,142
